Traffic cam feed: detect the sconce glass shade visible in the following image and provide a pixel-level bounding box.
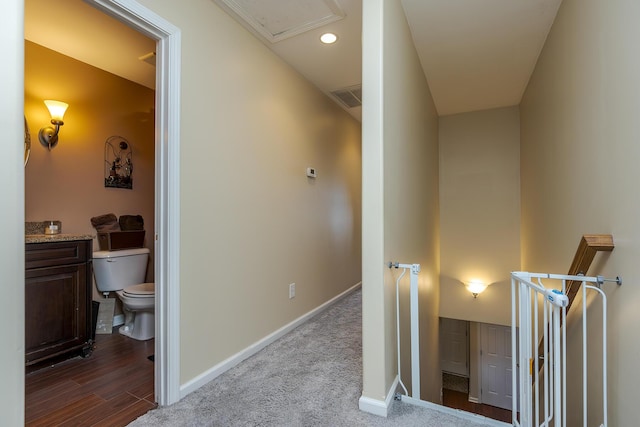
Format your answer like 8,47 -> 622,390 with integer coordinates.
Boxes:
39,100 -> 69,150
44,100 -> 69,123
465,280 -> 488,298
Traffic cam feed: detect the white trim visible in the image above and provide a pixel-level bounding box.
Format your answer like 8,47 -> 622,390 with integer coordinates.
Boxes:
180,282 -> 362,398
401,396 -> 512,427
468,396 -> 480,404
358,396 -> 389,418
85,0 -> 182,406
358,375 -> 399,417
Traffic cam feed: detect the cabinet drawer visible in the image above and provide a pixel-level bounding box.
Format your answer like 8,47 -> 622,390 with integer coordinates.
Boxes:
26,240 -> 91,269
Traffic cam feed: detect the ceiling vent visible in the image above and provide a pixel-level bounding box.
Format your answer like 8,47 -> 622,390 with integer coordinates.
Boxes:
214,0 -> 345,43
330,85 -> 362,108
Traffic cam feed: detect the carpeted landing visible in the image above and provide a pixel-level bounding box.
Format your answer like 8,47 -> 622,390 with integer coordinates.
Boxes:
129,289 -> 498,426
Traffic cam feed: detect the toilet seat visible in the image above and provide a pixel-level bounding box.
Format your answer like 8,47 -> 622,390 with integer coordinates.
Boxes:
122,282 -> 154,298
116,283 -> 155,340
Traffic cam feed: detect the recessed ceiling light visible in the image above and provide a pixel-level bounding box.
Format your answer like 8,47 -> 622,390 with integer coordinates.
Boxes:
320,33 -> 338,44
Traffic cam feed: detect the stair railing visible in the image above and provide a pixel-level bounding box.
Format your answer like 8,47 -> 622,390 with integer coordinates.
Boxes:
536,235 -> 614,365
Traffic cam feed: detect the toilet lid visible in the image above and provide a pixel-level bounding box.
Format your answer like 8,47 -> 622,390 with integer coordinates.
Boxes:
123,282 -> 154,297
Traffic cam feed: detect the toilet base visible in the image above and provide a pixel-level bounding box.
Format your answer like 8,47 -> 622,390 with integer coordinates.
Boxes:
119,310 -> 154,341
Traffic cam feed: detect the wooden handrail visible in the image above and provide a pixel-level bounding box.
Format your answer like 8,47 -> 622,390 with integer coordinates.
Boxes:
536,234 -> 614,374
564,234 -> 615,312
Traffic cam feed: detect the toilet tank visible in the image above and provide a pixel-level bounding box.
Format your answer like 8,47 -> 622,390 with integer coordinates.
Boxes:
93,247 -> 150,292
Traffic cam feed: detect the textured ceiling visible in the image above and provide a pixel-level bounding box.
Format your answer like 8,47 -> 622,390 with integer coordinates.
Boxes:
25,0 -> 156,90
401,0 -> 563,115
24,0 -> 564,119
215,0 -> 364,120
215,0 -> 346,42
212,0 -> 563,118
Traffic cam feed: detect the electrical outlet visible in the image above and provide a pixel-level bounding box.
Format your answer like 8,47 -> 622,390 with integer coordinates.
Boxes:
289,283 -> 296,299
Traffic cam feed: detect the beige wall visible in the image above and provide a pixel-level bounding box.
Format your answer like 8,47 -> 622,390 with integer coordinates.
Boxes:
362,0 -> 440,405
1,1 -> 25,425
137,0 -> 362,385
24,41 -> 156,291
520,0 -> 640,424
361,0 -> 388,404
439,107 -> 521,326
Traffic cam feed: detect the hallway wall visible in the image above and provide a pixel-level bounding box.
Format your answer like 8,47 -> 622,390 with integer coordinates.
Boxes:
520,0 -> 640,424
362,0 -> 440,408
137,0 -> 362,388
439,107 -> 521,326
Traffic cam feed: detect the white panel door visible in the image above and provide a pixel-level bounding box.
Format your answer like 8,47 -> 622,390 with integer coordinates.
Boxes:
480,323 -> 514,410
440,317 -> 469,377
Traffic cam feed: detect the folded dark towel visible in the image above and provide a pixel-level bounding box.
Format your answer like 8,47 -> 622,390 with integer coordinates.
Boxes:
90,213 -> 121,232
119,214 -> 144,231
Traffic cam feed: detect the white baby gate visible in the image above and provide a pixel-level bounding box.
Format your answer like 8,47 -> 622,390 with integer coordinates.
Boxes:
511,272 -> 617,427
388,265 -> 615,426
391,262 -> 511,426
389,262 -> 421,400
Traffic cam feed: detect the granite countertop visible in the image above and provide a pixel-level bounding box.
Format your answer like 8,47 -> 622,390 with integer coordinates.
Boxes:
26,234 -> 95,244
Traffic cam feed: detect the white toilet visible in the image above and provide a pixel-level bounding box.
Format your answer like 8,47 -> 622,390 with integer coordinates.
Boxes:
93,247 -> 155,341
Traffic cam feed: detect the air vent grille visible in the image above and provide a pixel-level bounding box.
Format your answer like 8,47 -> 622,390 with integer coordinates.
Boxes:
330,85 -> 362,108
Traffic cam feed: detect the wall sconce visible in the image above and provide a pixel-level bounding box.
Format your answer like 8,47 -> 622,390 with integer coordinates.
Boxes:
39,100 -> 69,150
465,280 -> 488,298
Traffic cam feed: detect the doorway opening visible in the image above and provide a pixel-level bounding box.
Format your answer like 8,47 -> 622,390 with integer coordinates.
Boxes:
23,0 -> 181,421
439,317 -> 513,423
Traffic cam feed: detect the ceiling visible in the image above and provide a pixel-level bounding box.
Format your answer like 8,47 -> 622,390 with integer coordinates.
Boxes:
25,0 -> 156,90
24,0 -> 563,120
401,0 -> 563,115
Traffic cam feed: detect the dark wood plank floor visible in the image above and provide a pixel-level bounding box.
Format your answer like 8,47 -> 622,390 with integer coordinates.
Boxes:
442,388 -> 513,423
25,329 -> 156,426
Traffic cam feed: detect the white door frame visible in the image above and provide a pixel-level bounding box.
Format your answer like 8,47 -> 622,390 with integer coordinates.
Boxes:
87,0 -> 182,406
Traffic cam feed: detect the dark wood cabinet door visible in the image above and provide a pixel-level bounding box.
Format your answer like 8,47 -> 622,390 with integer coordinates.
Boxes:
25,263 -> 89,365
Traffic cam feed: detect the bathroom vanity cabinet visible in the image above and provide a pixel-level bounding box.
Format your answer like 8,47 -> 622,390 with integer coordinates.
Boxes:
25,238 -> 93,367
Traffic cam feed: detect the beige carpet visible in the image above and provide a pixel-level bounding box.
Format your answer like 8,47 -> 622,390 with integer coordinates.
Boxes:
129,290 -> 501,426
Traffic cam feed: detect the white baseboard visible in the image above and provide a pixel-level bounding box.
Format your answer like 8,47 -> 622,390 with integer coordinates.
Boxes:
179,282 -> 362,399
358,375 -> 399,417
401,395 -> 512,427
358,396 -> 388,417
468,395 -> 479,404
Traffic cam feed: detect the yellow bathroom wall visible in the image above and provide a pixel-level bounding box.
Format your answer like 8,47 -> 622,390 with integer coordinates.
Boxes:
24,40 -> 156,288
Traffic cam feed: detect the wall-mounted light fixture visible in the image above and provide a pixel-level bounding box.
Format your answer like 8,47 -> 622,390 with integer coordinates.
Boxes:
39,100 -> 69,150
465,280 -> 489,298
